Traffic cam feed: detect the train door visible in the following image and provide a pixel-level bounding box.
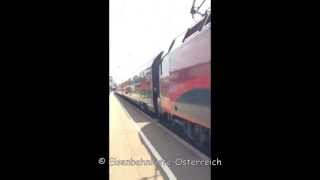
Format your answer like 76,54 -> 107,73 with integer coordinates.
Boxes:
151,52 -> 163,114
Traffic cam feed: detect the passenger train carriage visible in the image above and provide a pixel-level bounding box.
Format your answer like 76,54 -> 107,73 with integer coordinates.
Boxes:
116,8 -> 211,154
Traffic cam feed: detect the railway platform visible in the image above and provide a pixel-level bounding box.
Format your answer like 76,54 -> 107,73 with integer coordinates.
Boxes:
109,92 -> 211,180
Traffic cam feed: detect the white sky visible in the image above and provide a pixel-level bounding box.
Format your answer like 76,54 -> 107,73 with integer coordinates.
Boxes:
109,0 -> 210,84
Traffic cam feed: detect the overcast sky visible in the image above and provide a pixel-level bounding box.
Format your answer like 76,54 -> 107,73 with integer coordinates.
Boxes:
109,0 -> 210,84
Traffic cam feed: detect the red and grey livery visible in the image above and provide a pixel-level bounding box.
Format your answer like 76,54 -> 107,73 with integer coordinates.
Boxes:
116,10 -> 211,153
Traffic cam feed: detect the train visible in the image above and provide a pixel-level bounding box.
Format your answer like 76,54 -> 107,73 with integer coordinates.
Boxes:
116,5 -> 211,153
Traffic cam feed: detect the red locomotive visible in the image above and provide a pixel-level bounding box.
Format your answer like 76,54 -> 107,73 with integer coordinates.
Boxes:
116,3 -> 211,154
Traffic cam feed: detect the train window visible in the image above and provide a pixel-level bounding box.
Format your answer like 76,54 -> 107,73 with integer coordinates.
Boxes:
161,57 -> 166,77
164,61 -> 166,75
162,57 -> 166,77
160,55 -> 168,77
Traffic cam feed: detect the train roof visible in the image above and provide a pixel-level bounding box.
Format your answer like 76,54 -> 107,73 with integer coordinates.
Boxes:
182,14 -> 211,43
161,11 -> 211,57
